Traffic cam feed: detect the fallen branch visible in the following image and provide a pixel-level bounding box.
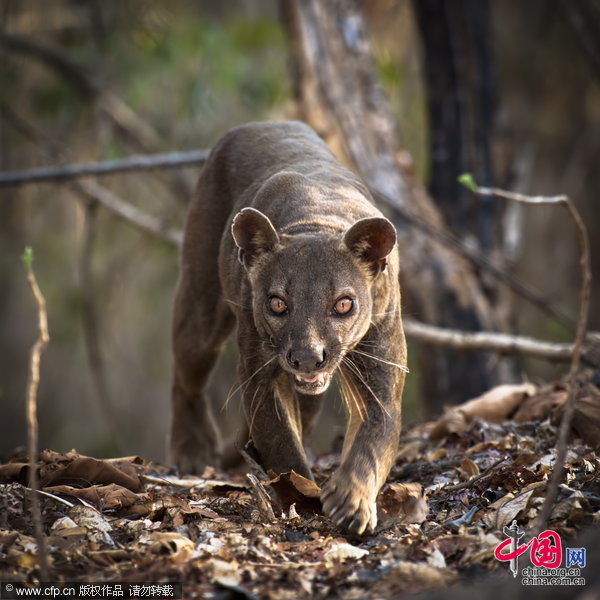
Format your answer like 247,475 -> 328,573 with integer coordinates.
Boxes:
246,473 -> 277,523
459,175 -> 592,534
0,150 -> 210,187
442,458 -> 508,494
22,247 -> 50,581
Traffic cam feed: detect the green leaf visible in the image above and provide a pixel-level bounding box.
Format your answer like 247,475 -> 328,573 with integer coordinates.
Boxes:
22,246 -> 33,270
458,173 -> 478,192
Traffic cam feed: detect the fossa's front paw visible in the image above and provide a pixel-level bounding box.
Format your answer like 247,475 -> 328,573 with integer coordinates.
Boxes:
321,471 -> 377,535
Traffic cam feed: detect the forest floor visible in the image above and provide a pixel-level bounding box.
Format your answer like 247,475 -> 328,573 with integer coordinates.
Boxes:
1,379 -> 599,600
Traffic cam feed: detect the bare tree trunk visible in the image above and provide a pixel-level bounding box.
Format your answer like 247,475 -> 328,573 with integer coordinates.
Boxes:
280,0 -> 499,413
413,0 -> 497,252
412,0 -> 516,400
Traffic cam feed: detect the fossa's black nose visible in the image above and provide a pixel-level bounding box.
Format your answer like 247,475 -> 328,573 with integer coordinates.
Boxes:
286,347 -> 327,372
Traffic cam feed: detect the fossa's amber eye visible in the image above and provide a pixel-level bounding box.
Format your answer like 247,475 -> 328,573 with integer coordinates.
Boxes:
268,296 -> 288,315
334,297 -> 354,316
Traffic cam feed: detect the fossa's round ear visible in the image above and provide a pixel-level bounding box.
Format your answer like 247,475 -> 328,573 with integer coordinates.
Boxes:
231,207 -> 280,267
343,216 -> 396,274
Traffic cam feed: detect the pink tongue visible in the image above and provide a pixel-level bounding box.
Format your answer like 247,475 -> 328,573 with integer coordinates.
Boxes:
301,374 -> 321,384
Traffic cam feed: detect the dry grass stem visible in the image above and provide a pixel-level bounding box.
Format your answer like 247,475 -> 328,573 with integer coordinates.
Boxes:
462,178 -> 592,533
23,247 -> 50,580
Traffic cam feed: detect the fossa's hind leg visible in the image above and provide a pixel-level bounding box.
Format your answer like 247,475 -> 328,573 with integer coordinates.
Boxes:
170,286 -> 234,473
170,160 -> 236,473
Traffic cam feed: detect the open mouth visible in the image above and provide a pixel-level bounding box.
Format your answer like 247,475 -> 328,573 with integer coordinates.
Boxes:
292,371 -> 332,394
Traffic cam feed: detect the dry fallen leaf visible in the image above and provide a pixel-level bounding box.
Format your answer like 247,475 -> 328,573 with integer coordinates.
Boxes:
208,557 -> 242,587
142,531 -> 196,561
267,470 -> 322,515
483,489 -> 534,530
4,532 -> 54,572
40,456 -> 142,492
377,482 -> 428,528
552,394 -> 600,446
324,541 -> 369,562
430,383 -> 537,439
0,463 -> 29,482
88,549 -> 132,566
396,440 -> 425,462
43,483 -> 140,510
66,505 -> 115,548
513,388 -> 566,422
378,560 -> 457,588
457,458 -> 480,480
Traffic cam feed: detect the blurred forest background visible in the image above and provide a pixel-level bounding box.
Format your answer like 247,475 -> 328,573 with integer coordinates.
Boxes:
1,0 -> 598,463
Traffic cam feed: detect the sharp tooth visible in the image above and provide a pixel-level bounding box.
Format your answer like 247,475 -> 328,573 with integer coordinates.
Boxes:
294,373 -> 329,385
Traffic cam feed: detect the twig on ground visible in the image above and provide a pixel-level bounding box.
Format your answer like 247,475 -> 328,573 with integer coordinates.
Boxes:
22,247 -> 50,581
247,473 -> 277,523
26,488 -> 75,509
442,457 -> 508,493
459,175 -> 592,534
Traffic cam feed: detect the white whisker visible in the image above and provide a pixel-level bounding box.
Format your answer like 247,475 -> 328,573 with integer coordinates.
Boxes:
338,363 -> 366,421
224,356 -> 276,410
351,348 -> 409,373
224,298 -> 248,310
342,356 -> 391,420
249,385 -> 263,432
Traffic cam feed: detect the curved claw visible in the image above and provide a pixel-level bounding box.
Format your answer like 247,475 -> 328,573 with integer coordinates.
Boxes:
321,474 -> 378,536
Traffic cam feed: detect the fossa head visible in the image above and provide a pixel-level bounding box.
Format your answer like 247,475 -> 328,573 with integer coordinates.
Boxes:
232,207 -> 396,395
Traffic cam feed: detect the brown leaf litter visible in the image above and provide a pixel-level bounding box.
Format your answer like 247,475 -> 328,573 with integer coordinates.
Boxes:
0,378 -> 599,599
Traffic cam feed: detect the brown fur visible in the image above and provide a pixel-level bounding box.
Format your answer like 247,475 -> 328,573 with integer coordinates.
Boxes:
170,121 -> 407,534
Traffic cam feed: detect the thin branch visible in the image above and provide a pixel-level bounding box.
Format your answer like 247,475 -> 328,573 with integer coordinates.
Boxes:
79,200 -> 123,450
460,176 -> 592,533
74,180 -> 182,247
0,105 -> 181,447
0,32 -> 97,97
27,487 -> 75,509
1,108 -> 182,246
0,31 -> 156,150
0,150 -> 210,187
404,318 -> 577,362
374,186 -> 574,329
442,457 -> 508,493
0,31 -> 194,203
22,247 -> 50,581
0,151 -> 572,329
